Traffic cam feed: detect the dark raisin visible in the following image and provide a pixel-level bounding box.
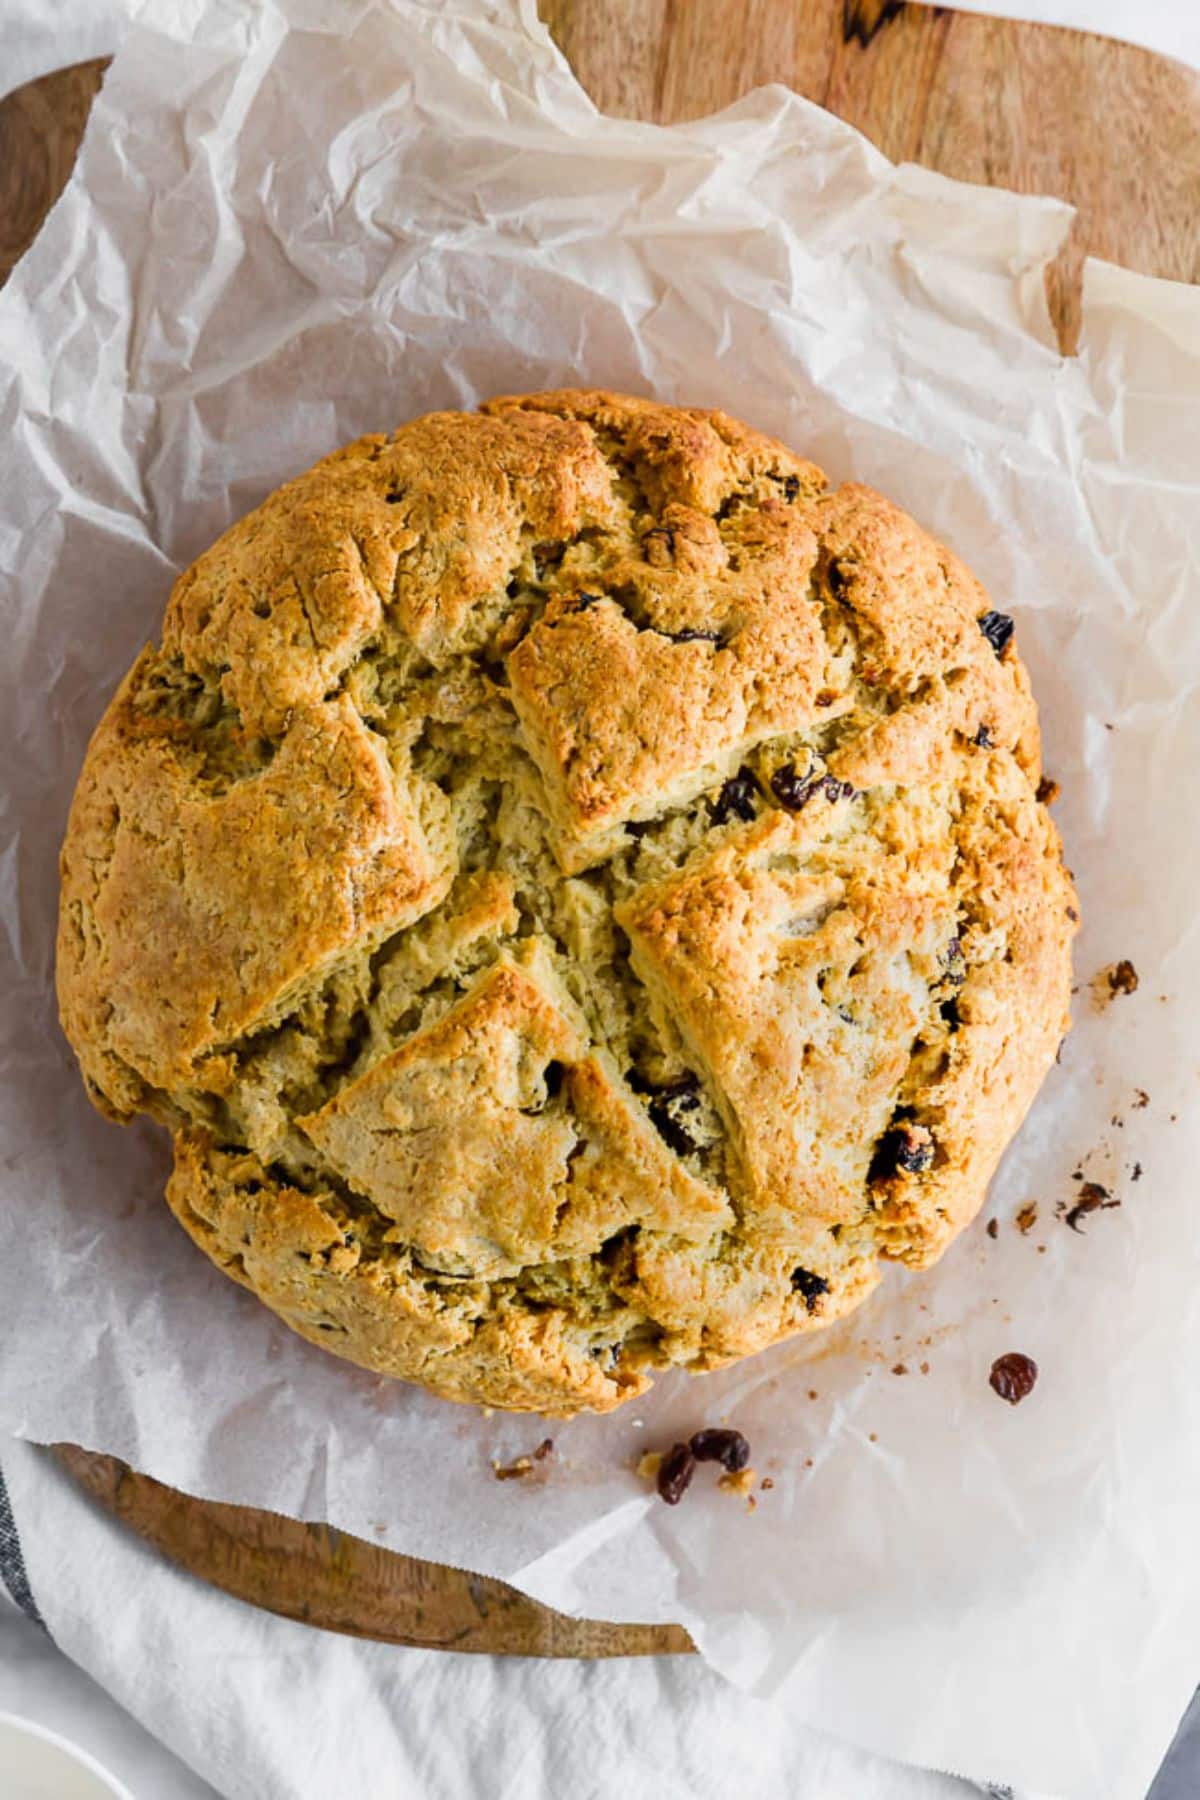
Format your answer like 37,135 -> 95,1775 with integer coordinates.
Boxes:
1061,1182 -> 1119,1233
625,819 -> 655,839
384,489 -> 404,504
648,1100 -> 697,1158
690,1427 -> 751,1473
977,610 -> 1015,657
770,765 -> 852,812
1036,775 -> 1060,805
870,1122 -> 935,1179
711,767 -> 759,826
939,995 -> 962,1031
825,558 -> 852,603
657,1442 -> 696,1505
543,1060 -> 565,1100
986,1218 -> 999,1239
771,763 -> 815,810
532,1437 -> 554,1461
669,626 -> 722,645
790,1267 -> 830,1312
782,474 -> 800,501
973,725 -> 994,749
1132,1161 -> 1143,1181
989,1352 -> 1038,1405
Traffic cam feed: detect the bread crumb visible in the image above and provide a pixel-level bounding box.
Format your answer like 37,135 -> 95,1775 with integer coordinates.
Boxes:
718,1466 -> 757,1498
636,1450 -> 663,1482
1015,1202 -> 1038,1234
1092,960 -> 1138,1009
493,1456 -> 533,1481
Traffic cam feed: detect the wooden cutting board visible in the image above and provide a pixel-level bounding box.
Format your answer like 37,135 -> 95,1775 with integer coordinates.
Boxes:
7,0 -> 1199,1656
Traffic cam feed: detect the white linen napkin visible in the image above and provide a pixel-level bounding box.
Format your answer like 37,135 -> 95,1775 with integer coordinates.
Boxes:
0,1438 -> 1027,1800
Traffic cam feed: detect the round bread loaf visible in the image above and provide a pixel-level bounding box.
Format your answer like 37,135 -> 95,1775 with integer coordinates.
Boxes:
57,390 -> 1077,1416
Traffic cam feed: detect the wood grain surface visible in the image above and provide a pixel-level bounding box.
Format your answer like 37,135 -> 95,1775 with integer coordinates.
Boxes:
7,0 -> 1199,1655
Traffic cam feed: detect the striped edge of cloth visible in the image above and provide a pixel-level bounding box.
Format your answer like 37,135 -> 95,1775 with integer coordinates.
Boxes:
0,1462 -> 43,1626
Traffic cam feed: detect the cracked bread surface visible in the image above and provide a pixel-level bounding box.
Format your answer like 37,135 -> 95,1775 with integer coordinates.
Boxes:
57,389 -> 1077,1416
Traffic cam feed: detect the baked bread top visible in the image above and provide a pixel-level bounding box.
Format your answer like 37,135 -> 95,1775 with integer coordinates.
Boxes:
57,390 -> 1077,1416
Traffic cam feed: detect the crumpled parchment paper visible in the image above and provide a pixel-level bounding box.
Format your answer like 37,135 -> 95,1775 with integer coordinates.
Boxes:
2,4 -> 1199,1794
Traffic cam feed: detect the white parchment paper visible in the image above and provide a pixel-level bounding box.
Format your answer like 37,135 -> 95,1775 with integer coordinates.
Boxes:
2,3 -> 1200,1794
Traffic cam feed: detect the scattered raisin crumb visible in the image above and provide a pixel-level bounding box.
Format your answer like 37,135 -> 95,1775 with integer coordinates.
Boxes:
807,1390 -> 819,1401
761,1477 -> 774,1491
493,1439 -> 554,1480
977,610 -> 1014,656
493,1456 -> 534,1481
891,1363 -> 908,1375
986,1218 -> 999,1240
1060,1182 -> 1120,1233
1132,1089 -> 1149,1109
690,1427 -> 750,1473
920,1362 -> 930,1375
989,1352 -> 1038,1404
1108,960 -> 1139,996
1037,1245 -> 1047,1254
656,1442 -> 696,1505
1131,1161 -> 1143,1182
1036,775 -> 1060,805
867,1432 -> 878,1443
1066,906 -> 1079,922
1015,1202 -> 1038,1235
804,1457 -> 814,1468
973,724 -> 994,748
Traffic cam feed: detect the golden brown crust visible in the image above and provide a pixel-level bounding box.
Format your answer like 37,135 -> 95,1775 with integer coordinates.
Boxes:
59,390 -> 1077,1414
